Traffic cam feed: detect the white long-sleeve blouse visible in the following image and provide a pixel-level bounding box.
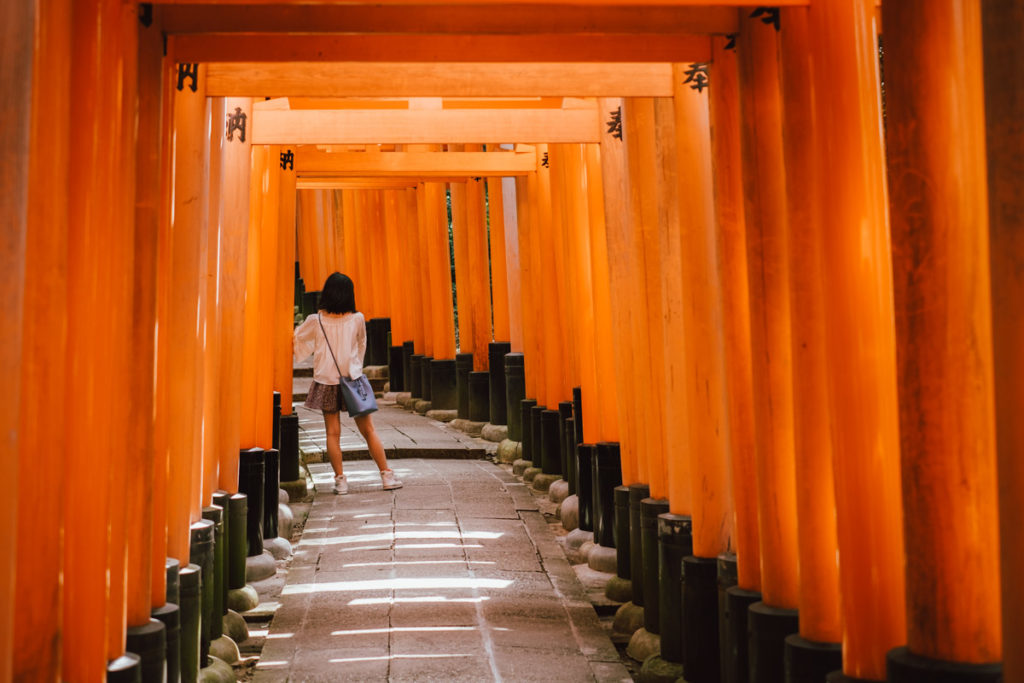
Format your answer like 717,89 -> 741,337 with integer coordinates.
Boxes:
292,311 -> 366,384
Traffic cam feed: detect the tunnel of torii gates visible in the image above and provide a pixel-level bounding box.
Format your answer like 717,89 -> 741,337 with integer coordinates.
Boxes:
3,0 -> 1024,682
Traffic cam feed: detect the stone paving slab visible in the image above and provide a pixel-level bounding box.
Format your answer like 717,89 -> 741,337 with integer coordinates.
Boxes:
253,459 -> 629,682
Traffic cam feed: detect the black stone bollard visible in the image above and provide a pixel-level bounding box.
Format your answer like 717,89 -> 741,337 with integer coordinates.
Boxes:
641,498 -> 670,633
189,519 -> 215,666
389,345 -> 404,391
718,554 -> 739,682
166,558 -> 181,606
227,494 -> 247,590
531,406 -> 546,471
420,356 -> 433,401
272,392 -> 281,450
429,359 -> 457,410
202,505 -> 226,641
489,342 -> 512,425
748,602 -> 799,683
614,486 -> 631,577
179,564 -> 202,682
885,647 -> 1002,683
519,399 -> 537,463
572,386 -> 584,444
238,448 -> 265,557
658,514 -> 693,664
410,355 -> 423,398
557,401 -> 574,489
152,602 -> 179,683
785,635 -> 842,683
505,354 -> 526,439
302,291 -> 319,318
212,492 -> 231,615
593,443 -> 622,549
126,618 -> 166,683
540,409 -> 562,475
262,448 -> 280,540
576,444 -> 595,531
279,414 -> 300,482
402,342 -> 414,395
456,353 -> 474,418
106,654 -> 141,683
366,317 -> 391,366
629,483 -> 651,606
684,555 -> 720,682
468,371 -> 490,422
725,584 -> 762,683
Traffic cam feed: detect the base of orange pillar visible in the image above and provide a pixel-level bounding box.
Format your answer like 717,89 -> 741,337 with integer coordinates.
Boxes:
126,618 -> 167,683
784,634 -> 841,683
409,355 -> 423,398
748,602 -> 799,683
106,653 -> 141,682
886,647 -> 1002,683
152,603 -> 180,683
724,586 -> 762,683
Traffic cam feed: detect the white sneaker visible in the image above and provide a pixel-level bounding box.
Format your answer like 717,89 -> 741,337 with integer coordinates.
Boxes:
333,474 -> 348,495
380,469 -> 403,490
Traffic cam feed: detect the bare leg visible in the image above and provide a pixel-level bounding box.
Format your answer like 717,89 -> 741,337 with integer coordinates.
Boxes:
323,410 -> 344,477
354,414 -> 390,472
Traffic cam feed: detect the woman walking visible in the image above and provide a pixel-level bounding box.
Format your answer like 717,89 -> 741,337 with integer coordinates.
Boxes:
293,272 -> 403,493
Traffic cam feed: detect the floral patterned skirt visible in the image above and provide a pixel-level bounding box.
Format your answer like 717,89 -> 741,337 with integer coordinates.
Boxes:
304,381 -> 348,414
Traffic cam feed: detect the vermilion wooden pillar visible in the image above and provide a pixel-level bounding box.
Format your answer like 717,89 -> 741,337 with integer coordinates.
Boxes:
274,148 -> 297,413
202,97 -> 225,506
737,10 -> 800,613
414,185 -> 435,360
671,68 -> 731,553
778,7 -> 842,647
597,97 -> 638,483
465,175 -> 492,369
885,0 -> 1002,669
486,164 -> 511,343
15,0 -> 69,676
651,97 -> 693,515
547,145 -> 577,394
534,147 -> 569,406
708,36 -> 760,594
63,0 -> 127,677
425,182 -> 456,360
383,191 -> 407,347
216,97 -> 253,494
165,61 -> 210,564
450,180 -> 474,352
0,0 -> 32,675
808,0 -> 907,677
499,177 -> 524,354
983,3 -> 1024,679
514,174 -> 541,404
400,189 -> 426,352
583,143 -> 619,444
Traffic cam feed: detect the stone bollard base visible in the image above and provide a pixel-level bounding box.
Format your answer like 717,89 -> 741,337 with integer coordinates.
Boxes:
531,473 -> 560,492
588,544 -> 618,574
638,655 -> 685,683
265,536 -> 293,560
559,494 -> 579,531
223,609 -> 248,644
523,467 -> 542,483
496,439 -> 521,464
481,423 -> 509,442
605,575 -> 633,603
612,602 -> 645,643
227,585 -> 259,613
449,418 -> 486,435
626,627 -> 661,664
426,409 -> 458,423
414,400 -> 433,414
245,550 -> 277,582
199,655 -> 235,683
278,503 -> 294,538
564,527 -> 593,564
512,459 -> 532,476
210,634 -> 241,665
548,479 -> 569,504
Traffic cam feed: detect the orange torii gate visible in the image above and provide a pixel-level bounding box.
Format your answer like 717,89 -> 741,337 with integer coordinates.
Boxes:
3,2 -> 1023,683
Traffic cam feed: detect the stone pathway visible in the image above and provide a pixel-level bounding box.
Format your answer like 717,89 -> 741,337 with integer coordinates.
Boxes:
252,458 -> 631,682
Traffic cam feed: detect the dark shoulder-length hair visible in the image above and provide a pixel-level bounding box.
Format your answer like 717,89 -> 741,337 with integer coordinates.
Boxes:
319,272 -> 357,314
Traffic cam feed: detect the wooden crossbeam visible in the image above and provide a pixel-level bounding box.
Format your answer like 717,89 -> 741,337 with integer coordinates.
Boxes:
206,62 -> 674,98
155,0 -> 806,6
170,33 -> 712,63
254,106 -> 601,144
295,149 -> 537,176
296,178 -> 458,189
159,5 -> 739,35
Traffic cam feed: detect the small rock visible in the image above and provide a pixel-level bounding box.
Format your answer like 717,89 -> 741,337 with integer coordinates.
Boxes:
223,609 -> 249,643
548,480 -> 570,504
512,459 -> 532,475
613,602 -> 645,640
532,473 -> 561,493
588,544 -> 618,574
245,551 -> 276,583
626,628 -> 661,663
496,439 -> 521,464
481,424 -> 509,443
264,536 -> 292,560
278,504 -> 294,538
227,585 -> 259,614
559,494 -> 579,531
209,635 -> 240,664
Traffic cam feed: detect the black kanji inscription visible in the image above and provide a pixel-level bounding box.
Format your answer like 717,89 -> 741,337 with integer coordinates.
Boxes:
751,7 -> 781,31
226,107 -> 247,143
280,149 -> 294,170
606,107 -> 623,140
683,63 -> 710,93
177,63 -> 199,92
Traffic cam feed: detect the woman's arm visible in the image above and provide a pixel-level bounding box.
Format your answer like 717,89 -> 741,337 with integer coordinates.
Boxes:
356,312 -> 367,365
293,314 -> 318,362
